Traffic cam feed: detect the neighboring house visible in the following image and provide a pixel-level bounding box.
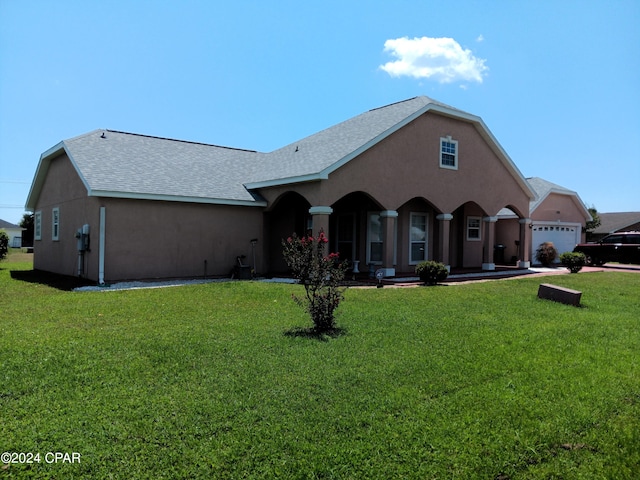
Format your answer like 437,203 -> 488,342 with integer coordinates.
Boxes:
498,177 -> 591,264
0,219 -> 25,248
26,96 -> 542,283
589,212 -> 640,242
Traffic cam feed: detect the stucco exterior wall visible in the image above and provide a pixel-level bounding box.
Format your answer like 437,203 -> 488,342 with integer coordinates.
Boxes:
532,193 -> 586,225
99,199 -> 263,281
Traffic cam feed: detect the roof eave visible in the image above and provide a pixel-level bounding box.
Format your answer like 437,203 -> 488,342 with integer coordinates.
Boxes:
89,190 -> 267,207
25,134 -> 97,211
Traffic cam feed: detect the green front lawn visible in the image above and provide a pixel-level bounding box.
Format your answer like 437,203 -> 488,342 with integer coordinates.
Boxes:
1,256 -> 639,479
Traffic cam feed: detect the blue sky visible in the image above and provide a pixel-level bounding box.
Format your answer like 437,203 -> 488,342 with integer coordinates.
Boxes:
1,0 -> 638,225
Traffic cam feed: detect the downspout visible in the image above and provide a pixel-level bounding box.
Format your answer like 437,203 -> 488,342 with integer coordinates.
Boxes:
99,206 -> 106,285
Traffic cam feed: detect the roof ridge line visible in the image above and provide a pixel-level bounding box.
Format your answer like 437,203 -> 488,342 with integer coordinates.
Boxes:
368,96 -> 421,112
104,129 -> 258,153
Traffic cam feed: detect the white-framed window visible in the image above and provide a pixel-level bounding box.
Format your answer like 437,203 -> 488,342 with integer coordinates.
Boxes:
440,135 -> 458,170
52,207 -> 60,241
366,212 -> 398,265
466,216 -> 481,241
367,213 -> 383,264
409,212 -> 428,264
34,211 -> 42,241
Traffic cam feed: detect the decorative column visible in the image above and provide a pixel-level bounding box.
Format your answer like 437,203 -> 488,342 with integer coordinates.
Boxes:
436,213 -> 453,271
309,206 -> 333,239
482,216 -> 498,271
518,218 -> 532,268
379,210 -> 398,277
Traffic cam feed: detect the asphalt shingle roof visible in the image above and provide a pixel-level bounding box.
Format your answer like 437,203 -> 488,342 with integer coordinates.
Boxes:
28,96 -> 526,209
0,219 -> 21,229
63,130 -> 264,204
593,212 -> 640,234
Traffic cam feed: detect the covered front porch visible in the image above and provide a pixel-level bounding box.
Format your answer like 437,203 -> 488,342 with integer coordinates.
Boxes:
263,190 -> 532,278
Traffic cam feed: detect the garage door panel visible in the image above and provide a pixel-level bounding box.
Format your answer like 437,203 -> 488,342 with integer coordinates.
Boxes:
532,224 -> 580,262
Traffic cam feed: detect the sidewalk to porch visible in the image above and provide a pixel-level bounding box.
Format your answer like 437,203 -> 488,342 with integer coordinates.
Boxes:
348,264 -> 626,287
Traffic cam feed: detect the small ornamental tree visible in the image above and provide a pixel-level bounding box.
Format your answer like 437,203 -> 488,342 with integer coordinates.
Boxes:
282,230 -> 348,333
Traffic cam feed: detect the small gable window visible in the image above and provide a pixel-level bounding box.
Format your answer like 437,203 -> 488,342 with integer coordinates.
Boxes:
440,136 -> 458,170
52,207 -> 60,241
34,211 -> 42,241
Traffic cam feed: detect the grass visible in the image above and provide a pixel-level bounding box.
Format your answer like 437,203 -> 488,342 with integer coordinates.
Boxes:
1,251 -> 639,479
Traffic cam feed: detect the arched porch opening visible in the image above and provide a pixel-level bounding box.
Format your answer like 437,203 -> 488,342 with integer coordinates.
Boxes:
329,191 -> 384,275
495,204 -> 531,268
395,197 -> 443,274
264,191 -> 311,274
450,201 -> 489,269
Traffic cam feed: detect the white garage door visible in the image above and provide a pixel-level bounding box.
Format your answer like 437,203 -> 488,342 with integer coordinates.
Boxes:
532,224 -> 581,263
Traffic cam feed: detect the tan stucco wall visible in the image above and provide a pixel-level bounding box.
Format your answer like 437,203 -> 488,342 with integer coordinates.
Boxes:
99,199 -> 263,281
532,193 -> 586,224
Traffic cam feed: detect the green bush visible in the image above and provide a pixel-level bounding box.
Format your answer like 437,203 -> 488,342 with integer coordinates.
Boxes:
560,251 -> 586,273
535,241 -> 558,266
415,260 -> 449,285
0,230 -> 9,261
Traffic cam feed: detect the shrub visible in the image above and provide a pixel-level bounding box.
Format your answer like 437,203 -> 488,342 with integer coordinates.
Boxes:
282,230 -> 348,333
535,241 -> 558,266
415,260 -> 449,286
560,251 -> 586,273
0,231 -> 9,261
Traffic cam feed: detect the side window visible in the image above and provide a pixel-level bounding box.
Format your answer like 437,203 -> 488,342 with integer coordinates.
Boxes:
603,235 -> 622,244
52,207 -> 60,241
34,211 -> 42,241
466,216 -> 481,241
440,136 -> 458,170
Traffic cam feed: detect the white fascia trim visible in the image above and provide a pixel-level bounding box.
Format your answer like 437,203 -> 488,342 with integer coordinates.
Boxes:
244,173 -> 322,190
88,190 -> 267,207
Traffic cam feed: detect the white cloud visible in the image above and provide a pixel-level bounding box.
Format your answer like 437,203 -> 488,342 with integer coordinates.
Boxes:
476,34 -> 484,43
380,36 -> 488,84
